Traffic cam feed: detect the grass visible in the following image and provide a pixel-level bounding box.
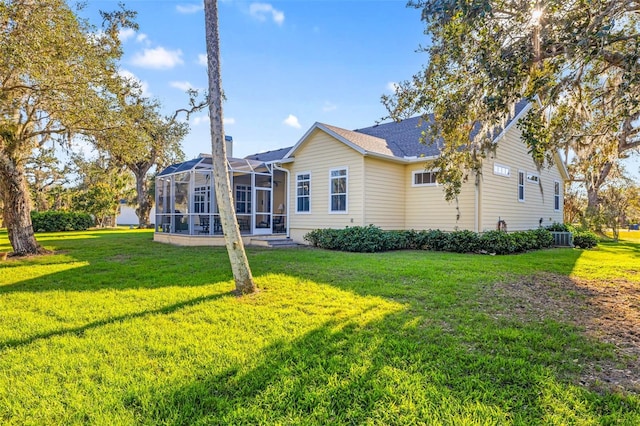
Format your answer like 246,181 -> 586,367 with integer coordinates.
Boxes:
0,228 -> 639,424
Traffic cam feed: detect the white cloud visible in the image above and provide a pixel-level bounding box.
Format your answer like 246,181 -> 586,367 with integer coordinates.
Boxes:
176,3 -> 204,14
249,3 -> 285,26
118,28 -> 150,46
170,81 -> 195,91
197,53 -> 208,66
386,81 -> 399,93
283,114 -> 301,129
193,115 -> 210,126
322,101 -> 337,112
118,69 -> 151,96
136,33 -> 150,45
118,28 -> 136,42
192,115 -> 235,126
131,47 -> 184,69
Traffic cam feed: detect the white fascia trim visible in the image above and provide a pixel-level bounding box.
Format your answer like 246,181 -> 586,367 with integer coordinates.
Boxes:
364,151 -> 439,164
283,122 -> 323,159
284,122 -> 367,159
316,123 -> 368,155
492,101 -> 533,143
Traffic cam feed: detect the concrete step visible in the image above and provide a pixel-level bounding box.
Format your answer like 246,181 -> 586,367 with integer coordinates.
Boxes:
250,238 -> 300,248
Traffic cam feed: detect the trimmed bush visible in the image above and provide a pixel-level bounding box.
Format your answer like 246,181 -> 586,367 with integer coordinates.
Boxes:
304,226 -> 556,255
31,211 -> 94,233
546,222 -> 570,232
479,230 -> 516,254
573,230 -> 598,249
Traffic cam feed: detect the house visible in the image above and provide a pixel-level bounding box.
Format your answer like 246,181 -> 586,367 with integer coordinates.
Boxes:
153,101 -> 568,246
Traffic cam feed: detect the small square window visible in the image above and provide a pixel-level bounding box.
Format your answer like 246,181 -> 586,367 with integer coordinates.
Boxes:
413,171 -> 438,186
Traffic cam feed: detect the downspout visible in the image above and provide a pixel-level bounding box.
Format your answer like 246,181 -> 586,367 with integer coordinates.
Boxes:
475,172 -> 480,233
273,163 -> 290,238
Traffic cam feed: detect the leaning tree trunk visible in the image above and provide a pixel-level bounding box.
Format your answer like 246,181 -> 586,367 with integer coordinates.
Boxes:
0,156 -> 43,255
204,0 -> 256,294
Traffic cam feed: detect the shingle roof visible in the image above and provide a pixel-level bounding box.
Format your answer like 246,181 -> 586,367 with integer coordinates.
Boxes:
354,116 -> 440,158
244,146 -> 292,162
321,123 -> 395,156
243,100 -> 533,163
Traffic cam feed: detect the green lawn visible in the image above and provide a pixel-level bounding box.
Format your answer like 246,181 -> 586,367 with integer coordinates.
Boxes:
1,229 -> 638,425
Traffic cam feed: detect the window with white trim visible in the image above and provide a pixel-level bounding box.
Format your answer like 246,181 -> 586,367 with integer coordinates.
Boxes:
296,173 -> 310,213
194,186 -> 210,213
554,181 -> 561,211
526,172 -> 540,184
235,185 -> 252,214
413,170 -> 438,186
518,171 -> 525,202
330,168 -> 347,212
493,163 -> 510,177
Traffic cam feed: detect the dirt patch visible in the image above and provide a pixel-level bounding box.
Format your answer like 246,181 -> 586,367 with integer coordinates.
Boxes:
483,272 -> 640,394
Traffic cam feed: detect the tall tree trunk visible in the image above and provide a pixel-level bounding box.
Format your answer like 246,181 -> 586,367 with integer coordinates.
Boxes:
204,0 -> 256,294
585,161 -> 614,212
0,157 -> 43,255
133,167 -> 152,228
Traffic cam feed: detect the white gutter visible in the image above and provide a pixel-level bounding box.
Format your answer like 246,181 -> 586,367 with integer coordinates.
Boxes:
474,178 -> 479,233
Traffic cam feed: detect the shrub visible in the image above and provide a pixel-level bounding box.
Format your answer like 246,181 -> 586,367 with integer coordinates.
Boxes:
531,228 -> 555,249
479,230 -> 516,255
447,230 -> 481,253
304,227 -> 556,255
418,229 -> 451,251
573,230 -> 598,249
31,211 -> 94,233
546,222 -> 570,232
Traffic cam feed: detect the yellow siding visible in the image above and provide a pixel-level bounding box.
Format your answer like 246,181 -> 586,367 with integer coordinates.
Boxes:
480,125 -> 564,231
283,129 -> 365,241
363,157 -> 405,229
404,164 -> 477,231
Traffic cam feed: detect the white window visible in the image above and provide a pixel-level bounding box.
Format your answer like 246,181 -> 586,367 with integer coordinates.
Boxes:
193,186 -> 210,213
413,170 -> 438,186
518,171 -> 525,202
235,185 -> 252,214
527,172 -> 540,184
329,168 -> 347,213
493,163 -> 510,177
554,181 -> 561,211
296,173 -> 310,213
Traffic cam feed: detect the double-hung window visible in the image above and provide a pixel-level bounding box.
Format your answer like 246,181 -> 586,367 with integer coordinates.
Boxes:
235,185 -> 252,214
193,186 -> 210,213
330,168 -> 347,212
518,171 -> 525,202
296,173 -> 310,213
554,181 -> 561,211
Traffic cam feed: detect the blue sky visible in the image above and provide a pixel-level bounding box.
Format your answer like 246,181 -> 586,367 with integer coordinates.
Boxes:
83,0 -> 427,160
82,1 -> 638,180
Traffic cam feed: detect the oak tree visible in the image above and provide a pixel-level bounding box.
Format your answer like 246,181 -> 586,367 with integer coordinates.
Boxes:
384,0 -> 640,203
0,0 -> 135,254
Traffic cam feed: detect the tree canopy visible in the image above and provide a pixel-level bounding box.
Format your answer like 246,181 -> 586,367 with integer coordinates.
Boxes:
384,0 -> 640,201
0,0 -> 135,254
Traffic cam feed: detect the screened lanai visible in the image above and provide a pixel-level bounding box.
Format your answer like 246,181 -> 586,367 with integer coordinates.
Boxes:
155,155 -> 288,238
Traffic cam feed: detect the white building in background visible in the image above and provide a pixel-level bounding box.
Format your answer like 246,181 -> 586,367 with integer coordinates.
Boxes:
116,201 -> 156,226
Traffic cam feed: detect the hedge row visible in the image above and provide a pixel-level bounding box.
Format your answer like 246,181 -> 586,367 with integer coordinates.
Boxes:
304,225 -> 557,254
31,211 -> 94,233
546,222 -> 599,249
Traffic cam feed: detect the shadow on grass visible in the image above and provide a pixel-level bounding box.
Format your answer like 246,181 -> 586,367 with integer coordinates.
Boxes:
126,308 -> 638,424
1,291 -> 234,350
0,230 -> 234,294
